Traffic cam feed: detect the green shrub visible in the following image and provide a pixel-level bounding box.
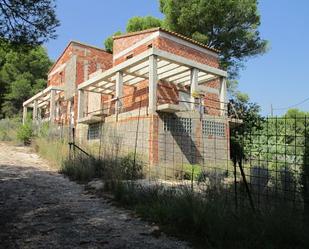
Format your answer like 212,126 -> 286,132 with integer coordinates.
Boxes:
17,122 -> 33,145
175,164 -> 202,180
119,152 -> 144,180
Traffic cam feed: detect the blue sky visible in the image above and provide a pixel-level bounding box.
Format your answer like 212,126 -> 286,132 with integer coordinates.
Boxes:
45,0 -> 309,116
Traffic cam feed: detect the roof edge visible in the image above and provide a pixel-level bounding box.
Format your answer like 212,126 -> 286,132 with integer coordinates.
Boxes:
48,41 -> 112,74
113,27 -> 220,53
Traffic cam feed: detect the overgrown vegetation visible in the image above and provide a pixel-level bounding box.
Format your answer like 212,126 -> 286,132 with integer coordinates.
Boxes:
0,117 -> 21,141
109,182 -> 308,249
60,152 -> 144,183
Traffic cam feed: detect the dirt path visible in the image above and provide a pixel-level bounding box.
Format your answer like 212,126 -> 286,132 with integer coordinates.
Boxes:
0,143 -> 190,249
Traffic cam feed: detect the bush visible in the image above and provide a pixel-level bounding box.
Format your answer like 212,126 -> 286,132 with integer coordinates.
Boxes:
120,152 -> 144,180
175,164 -> 202,180
17,122 -> 33,145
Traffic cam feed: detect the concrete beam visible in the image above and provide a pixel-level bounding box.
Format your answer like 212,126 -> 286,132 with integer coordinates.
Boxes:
152,48 -> 227,77
23,85 -> 63,107
149,55 -> 158,114
78,50 -> 152,90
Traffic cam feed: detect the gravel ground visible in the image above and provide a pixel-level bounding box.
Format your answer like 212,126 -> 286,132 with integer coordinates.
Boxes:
0,142 -> 190,249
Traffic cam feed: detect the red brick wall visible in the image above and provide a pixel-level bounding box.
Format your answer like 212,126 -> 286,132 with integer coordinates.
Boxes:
113,31 -> 219,68
113,32 -> 153,56
203,78 -> 221,116
155,36 -> 219,68
47,42 -> 113,125
48,45 -> 73,87
157,81 -> 179,105
73,44 -> 113,85
48,42 -> 112,87
121,80 -> 149,112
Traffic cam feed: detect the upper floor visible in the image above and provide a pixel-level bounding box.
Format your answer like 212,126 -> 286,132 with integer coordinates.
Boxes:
23,28 -> 227,126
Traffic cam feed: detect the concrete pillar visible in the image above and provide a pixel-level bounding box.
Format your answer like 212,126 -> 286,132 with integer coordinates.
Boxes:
148,55 -> 158,114
38,108 -> 42,124
190,68 -> 199,110
115,71 -> 123,114
77,90 -> 85,121
220,77 -> 227,116
23,106 -> 27,124
33,100 -> 38,123
50,89 -> 56,123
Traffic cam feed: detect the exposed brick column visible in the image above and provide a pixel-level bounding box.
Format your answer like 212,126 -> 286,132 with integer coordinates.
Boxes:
149,114 -> 159,167
194,116 -> 202,164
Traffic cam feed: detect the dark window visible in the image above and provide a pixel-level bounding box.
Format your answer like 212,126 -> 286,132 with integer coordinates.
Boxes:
126,54 -> 133,60
59,71 -> 64,83
87,123 -> 101,140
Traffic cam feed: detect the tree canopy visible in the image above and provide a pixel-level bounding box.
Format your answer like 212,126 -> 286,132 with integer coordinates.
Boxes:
104,0 -> 267,78
126,16 -> 163,33
104,31 -> 122,53
159,0 -> 268,78
0,0 -> 59,46
0,45 -> 52,118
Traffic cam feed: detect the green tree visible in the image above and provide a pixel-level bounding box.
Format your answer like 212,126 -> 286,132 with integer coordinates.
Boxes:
0,45 -> 52,117
104,31 -> 122,53
126,16 -> 162,33
160,0 -> 268,78
0,0 -> 59,46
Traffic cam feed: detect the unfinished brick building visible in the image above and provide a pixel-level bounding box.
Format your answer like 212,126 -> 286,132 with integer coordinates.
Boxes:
23,28 -> 229,174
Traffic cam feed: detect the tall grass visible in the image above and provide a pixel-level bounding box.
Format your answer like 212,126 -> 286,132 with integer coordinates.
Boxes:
110,182 -> 309,249
0,118 -> 22,142
60,152 -> 144,183
33,137 -> 68,169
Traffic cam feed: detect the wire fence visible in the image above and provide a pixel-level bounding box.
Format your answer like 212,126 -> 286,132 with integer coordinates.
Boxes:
232,116 -> 309,212
62,93 -> 309,213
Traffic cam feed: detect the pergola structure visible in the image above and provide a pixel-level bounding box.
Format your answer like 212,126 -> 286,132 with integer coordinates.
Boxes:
77,47 -> 228,121
22,85 -> 63,124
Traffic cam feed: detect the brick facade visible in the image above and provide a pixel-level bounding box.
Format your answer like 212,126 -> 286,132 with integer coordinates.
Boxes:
47,41 -> 112,125
113,30 -> 221,115
28,29 -> 228,169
